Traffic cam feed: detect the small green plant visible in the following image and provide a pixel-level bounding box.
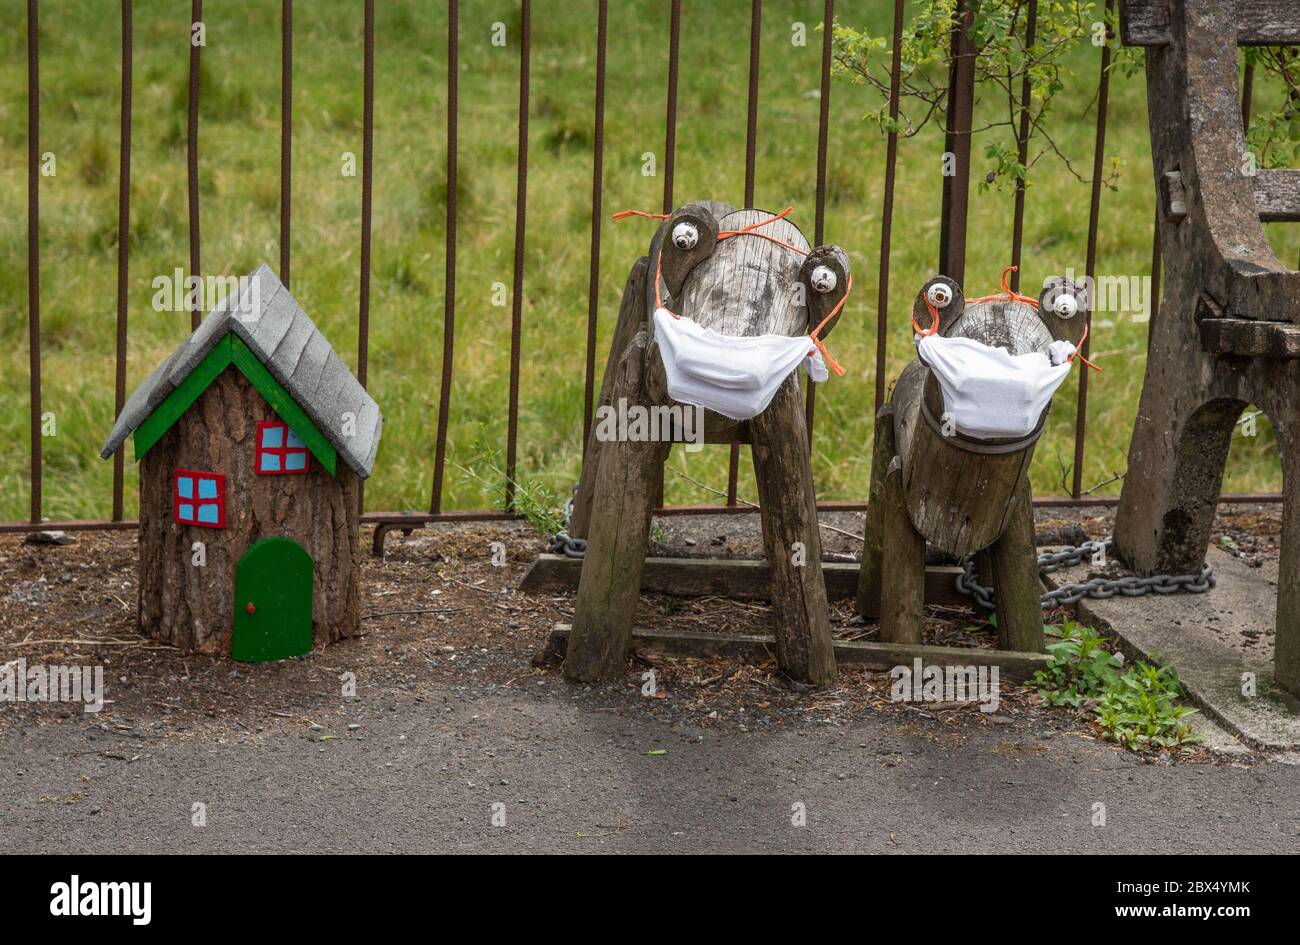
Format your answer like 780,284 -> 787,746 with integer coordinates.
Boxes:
1031,622 -> 1201,750
455,428 -> 566,536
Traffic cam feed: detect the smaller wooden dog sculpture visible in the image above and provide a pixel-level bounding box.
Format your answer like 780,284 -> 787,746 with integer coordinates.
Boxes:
857,270 -> 1090,651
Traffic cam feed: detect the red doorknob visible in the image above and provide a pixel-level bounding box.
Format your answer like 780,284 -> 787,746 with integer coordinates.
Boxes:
245,602 -> 256,614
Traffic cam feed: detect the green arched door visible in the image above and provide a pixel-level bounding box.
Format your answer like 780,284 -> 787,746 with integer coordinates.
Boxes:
232,537 -> 314,662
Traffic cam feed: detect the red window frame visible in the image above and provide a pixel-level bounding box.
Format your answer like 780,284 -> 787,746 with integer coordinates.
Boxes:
173,468 -> 227,528
255,420 -> 311,476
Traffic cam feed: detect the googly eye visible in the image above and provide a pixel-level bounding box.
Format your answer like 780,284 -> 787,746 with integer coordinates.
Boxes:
810,265 -> 838,294
926,283 -> 953,308
1052,293 -> 1079,318
671,222 -> 699,250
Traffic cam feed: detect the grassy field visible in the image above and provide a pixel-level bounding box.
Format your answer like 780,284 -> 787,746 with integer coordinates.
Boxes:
0,0 -> 1293,523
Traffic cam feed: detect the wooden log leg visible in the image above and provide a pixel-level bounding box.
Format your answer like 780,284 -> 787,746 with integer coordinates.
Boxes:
749,375 -> 838,687
879,456 -> 926,645
988,478 -> 1045,652
570,257 -> 649,539
856,403 -> 897,619
563,331 -> 668,683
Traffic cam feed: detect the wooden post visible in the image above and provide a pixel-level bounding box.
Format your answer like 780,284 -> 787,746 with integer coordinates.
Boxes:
879,456 -> 925,645
987,477 -> 1044,652
570,256 -> 648,539
856,402 -> 896,619
564,332 -> 668,683
750,374 -> 838,686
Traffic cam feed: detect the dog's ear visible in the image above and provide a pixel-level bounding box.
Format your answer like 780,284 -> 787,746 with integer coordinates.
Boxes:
912,275 -> 964,335
800,246 -> 850,339
654,204 -> 719,305
1038,274 -> 1089,346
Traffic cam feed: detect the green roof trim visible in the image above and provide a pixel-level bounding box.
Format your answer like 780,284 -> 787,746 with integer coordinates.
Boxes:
131,335 -> 338,477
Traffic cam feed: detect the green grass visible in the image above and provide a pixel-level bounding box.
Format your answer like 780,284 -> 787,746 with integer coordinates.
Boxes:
0,0 -> 1292,522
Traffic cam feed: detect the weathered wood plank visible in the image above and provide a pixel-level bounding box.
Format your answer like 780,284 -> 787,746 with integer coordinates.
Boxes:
570,257 -> 648,539
1200,318 -> 1300,359
1253,168 -> 1300,223
1121,0 -> 1300,46
564,332 -> 669,683
856,403 -> 896,618
520,555 -> 972,607
749,373 -> 837,686
542,624 -> 1051,681
987,478 -> 1046,652
879,457 -> 926,645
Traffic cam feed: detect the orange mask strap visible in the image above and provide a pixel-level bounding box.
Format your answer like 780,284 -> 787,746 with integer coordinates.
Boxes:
1069,321 -> 1101,372
912,296 -> 941,337
807,273 -> 851,377
966,265 -> 1041,307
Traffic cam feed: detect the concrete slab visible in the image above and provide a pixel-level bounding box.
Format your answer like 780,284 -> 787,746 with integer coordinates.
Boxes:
1046,547 -> 1300,751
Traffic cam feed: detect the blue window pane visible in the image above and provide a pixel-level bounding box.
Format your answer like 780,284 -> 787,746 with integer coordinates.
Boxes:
285,452 -> 307,472
262,425 -> 284,448
177,476 -> 194,499
198,477 -> 218,499
261,453 -> 282,472
286,428 -> 305,449
197,504 -> 219,524
178,503 -> 194,521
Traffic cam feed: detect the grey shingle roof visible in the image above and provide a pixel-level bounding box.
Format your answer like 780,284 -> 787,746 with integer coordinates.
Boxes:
100,264 -> 382,479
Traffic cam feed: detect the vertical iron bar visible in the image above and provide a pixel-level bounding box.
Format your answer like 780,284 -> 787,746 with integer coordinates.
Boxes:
1009,0 -> 1037,293
27,0 -> 41,524
113,0 -> 133,522
1073,0 -> 1113,499
187,0 -> 202,330
280,0 -> 292,288
938,0 -> 978,284
581,0 -> 608,453
804,0 -> 834,439
505,0 -> 532,510
729,0 -> 762,506
432,0 -> 459,513
875,0 -> 904,412
358,0 -> 374,388
356,0 -> 374,515
662,0 -> 681,213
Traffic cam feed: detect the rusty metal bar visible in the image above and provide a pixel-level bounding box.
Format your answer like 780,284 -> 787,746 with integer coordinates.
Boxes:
357,0 -> 374,388
662,0 -> 681,213
187,0 -> 202,330
1072,0 -> 1113,499
1009,0 -> 1037,293
505,0 -> 532,510
728,0 -> 763,506
804,0 -> 834,439
113,0 -> 133,522
581,0 -> 608,454
875,0 -> 904,412
938,0 -> 978,284
280,0 -> 292,288
26,0 -> 41,524
432,0 -> 459,513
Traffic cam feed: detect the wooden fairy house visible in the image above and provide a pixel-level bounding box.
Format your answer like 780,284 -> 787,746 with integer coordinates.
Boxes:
101,264 -> 382,661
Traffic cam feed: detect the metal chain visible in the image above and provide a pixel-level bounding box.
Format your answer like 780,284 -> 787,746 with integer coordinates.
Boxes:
547,488 -> 587,559
550,499 -> 1215,611
955,537 -> 1216,611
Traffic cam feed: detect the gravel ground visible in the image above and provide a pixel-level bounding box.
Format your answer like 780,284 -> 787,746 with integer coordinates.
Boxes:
1,509 -> 1295,854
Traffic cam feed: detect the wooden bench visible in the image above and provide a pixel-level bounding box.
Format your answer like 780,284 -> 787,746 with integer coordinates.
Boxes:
1114,0 -> 1300,697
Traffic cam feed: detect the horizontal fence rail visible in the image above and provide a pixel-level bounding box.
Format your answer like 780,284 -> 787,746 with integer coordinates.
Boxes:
8,0 -> 1285,540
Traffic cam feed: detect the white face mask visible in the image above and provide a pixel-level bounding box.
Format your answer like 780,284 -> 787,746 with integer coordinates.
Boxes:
917,333 -> 1077,439
653,307 -> 828,421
